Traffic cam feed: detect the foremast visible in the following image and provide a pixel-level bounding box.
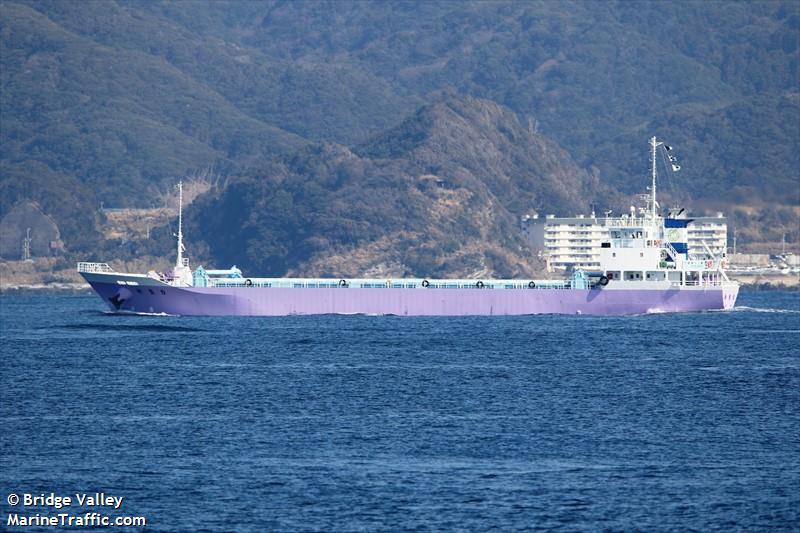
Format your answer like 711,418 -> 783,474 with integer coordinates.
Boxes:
172,180 -> 192,287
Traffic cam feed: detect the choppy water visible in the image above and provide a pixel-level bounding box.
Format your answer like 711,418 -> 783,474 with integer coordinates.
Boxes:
1,292 -> 799,531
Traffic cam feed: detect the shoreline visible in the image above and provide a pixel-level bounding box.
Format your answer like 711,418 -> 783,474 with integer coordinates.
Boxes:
727,273 -> 799,291
1,282 -> 93,294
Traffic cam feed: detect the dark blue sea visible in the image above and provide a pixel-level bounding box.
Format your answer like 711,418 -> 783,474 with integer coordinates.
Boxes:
1,291 -> 799,532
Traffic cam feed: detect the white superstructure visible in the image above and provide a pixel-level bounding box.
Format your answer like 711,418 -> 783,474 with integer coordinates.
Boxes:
523,210 -> 727,273
594,137 -> 731,288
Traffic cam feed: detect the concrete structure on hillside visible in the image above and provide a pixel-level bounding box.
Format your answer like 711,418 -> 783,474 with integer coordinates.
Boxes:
522,211 -> 728,272
783,254 -> 800,268
728,253 -> 770,267
0,201 -> 65,259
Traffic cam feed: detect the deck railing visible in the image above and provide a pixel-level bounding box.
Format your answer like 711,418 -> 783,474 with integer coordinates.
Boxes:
77,262 -> 113,273
207,278 -> 574,290
205,276 -> 730,290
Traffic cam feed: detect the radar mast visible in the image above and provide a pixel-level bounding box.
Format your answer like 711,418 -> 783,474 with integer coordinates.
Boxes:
176,180 -> 185,269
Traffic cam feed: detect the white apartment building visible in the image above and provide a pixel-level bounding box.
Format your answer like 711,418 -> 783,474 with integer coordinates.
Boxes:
522,213 -> 727,272
686,216 -> 728,258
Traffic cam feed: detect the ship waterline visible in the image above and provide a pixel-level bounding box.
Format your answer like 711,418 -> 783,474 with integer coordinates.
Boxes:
81,273 -> 738,317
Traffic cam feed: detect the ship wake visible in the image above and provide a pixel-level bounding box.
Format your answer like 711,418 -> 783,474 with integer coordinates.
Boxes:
732,306 -> 800,314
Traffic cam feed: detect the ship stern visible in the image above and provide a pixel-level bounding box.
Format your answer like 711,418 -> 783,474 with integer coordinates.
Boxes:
722,282 -> 739,310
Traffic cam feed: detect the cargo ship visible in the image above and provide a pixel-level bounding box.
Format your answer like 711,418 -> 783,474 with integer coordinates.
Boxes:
79,137 -> 739,316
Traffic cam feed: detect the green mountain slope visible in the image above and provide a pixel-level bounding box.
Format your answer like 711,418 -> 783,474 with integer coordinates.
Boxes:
12,0 -> 417,145
589,93 -> 800,206
153,0 -> 797,202
186,97 -> 605,278
1,2 -> 306,202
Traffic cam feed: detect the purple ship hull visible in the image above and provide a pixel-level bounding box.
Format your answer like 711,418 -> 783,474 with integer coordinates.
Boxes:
83,276 -> 739,316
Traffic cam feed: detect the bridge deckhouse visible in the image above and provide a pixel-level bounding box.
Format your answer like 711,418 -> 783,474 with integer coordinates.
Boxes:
598,215 -> 725,285
599,217 -> 665,281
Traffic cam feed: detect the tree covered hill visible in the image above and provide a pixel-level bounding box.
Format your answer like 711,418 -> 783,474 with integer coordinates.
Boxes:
140,0 -> 798,201
590,93 -> 800,207
1,2 -> 305,199
186,97 -> 606,278
0,0 -> 797,262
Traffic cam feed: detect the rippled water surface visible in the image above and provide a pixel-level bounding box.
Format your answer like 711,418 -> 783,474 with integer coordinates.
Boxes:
2,292 -> 799,531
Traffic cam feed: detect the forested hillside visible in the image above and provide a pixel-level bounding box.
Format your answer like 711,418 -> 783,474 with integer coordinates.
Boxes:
186,97 -> 611,277
1,0 -> 797,272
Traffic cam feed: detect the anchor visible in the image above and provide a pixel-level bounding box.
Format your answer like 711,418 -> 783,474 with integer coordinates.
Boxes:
108,288 -> 132,310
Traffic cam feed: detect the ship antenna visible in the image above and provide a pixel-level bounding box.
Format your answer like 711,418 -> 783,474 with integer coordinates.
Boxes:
650,136 -> 660,220
176,180 -> 184,268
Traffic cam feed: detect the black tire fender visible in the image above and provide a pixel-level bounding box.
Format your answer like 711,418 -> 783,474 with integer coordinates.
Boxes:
476,281 -> 484,289
422,279 -> 430,288
528,281 -> 536,289
244,279 -> 253,287
339,279 -> 348,287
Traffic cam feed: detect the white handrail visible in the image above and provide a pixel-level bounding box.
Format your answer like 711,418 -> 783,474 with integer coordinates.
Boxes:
77,262 -> 113,273
701,240 -> 730,282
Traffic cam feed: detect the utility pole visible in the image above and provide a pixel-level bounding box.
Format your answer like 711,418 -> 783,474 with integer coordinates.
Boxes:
21,228 -> 32,261
732,229 -> 737,256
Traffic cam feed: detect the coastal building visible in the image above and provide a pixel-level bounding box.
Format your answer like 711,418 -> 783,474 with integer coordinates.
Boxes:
522,212 -> 728,272
686,215 -> 728,259
521,214 -> 606,271
728,253 -> 770,267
